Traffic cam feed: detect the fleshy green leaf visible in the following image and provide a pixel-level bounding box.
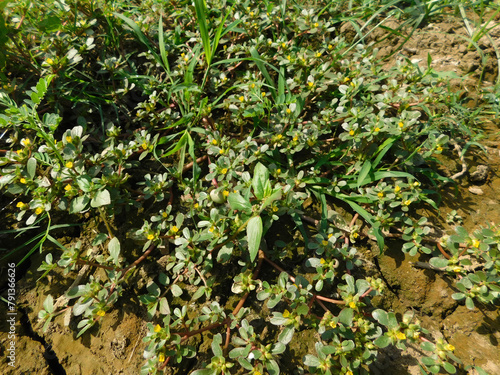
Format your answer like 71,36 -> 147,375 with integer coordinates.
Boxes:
247,215 -> 263,262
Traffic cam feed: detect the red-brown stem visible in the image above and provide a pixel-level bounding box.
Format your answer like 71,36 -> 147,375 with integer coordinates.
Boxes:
436,242 -> 451,260
122,243 -> 156,274
349,213 -> 359,228
315,295 -> 346,305
182,155 -> 208,173
360,287 -> 373,298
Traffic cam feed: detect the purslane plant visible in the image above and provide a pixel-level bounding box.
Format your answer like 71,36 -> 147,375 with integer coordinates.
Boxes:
1,0 -> 498,374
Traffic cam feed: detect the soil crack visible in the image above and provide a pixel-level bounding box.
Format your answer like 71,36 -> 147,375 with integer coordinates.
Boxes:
373,257 -> 399,297
19,307 -> 66,375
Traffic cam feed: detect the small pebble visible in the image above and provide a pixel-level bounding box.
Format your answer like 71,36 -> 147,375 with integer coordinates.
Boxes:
468,186 -> 484,195
469,164 -> 489,182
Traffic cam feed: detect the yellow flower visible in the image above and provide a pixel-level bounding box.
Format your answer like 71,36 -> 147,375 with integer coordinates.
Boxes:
154,324 -> 161,333
16,149 -> 23,154
452,267 -> 462,273
253,371 -> 262,375
158,353 -> 165,363
35,207 -> 43,215
307,81 -> 314,87
472,239 -> 480,248
328,44 -> 333,50
162,211 -> 168,218
222,190 -> 229,198
398,121 -> 404,128
211,139 -> 218,145
251,83 -> 255,89
328,233 -> 333,238
320,258 -> 326,264
64,184 -> 72,191
396,331 -> 406,340
352,232 -> 359,239
221,168 -> 228,175
272,206 -> 278,212
377,192 -> 384,198
209,226 -> 215,232
66,136 -> 72,143
194,203 -> 199,209
282,309 -> 290,318
147,234 -> 155,240
445,344 -> 455,352
16,202 -> 26,209
19,178 -> 27,184
314,22 -> 319,28
349,130 -> 355,136
46,58 -> 54,65
316,52 -> 321,57
344,77 -> 350,83
349,301 -> 357,309
171,226 -> 179,233
394,185 -> 401,193
239,96 -> 245,102
65,161 -> 73,169
322,240 -> 328,246
292,135 -> 298,141
219,148 -> 225,154
276,169 -> 281,174
96,310 -> 105,317
436,145 -> 443,152
281,42 -> 286,48
374,127 -> 381,132
403,199 -> 412,206
261,92 -> 266,97
21,138 -> 31,146
250,11 -> 254,17
413,181 -> 420,187
141,142 -> 148,150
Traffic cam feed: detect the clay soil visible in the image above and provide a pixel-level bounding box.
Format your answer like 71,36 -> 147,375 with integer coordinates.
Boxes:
1,11 -> 500,375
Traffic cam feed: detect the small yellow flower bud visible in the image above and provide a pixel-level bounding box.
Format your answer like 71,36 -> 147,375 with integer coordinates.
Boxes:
35,207 -> 43,215
154,324 -> 161,333
171,226 -> 179,233
147,234 -> 155,240
19,178 -> 27,184
65,161 -> 73,168
96,310 -> 105,317
221,168 -> 228,174
239,96 -> 245,102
